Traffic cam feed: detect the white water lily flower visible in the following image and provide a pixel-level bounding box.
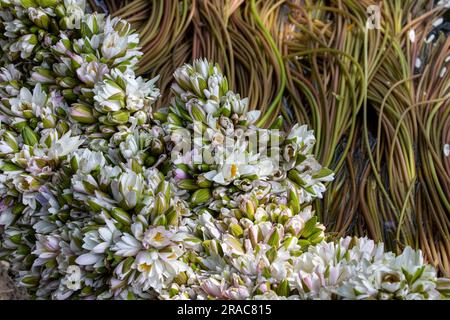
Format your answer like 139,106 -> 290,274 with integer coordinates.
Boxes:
32,234 -> 61,267
10,83 -> 47,117
0,64 -> 21,95
77,61 -> 109,85
93,77 -> 124,113
130,244 -> 188,293
110,170 -> 144,210
113,233 -> 142,257
287,124 -> 316,154
101,31 -> 129,60
124,72 -> 160,112
47,131 -> 83,159
142,226 -> 174,249
72,149 -> 106,174
9,34 -> 37,59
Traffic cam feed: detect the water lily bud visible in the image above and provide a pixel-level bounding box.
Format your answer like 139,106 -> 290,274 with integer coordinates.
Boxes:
166,210 -> 178,226
111,207 -> 131,226
288,187 -> 300,214
31,67 -> 55,84
20,0 -> 38,8
21,126 -> 39,146
276,280 -> 291,297
59,76 -> 79,88
191,188 -> 212,205
299,216 -> 318,238
156,181 -> 171,202
20,275 -> 40,287
177,179 -> 199,191
267,228 -> 281,248
153,111 -> 167,122
288,169 -> 306,186
134,110 -> 147,125
155,193 -> 168,215
230,223 -> 244,238
108,110 -> 130,124
119,256 -> 134,275
149,138 -> 164,156
70,103 -> 96,124
1,131 -> 19,153
62,89 -> 78,101
167,113 -> 183,126
187,101 -> 206,122
196,174 -> 212,188
266,246 -> 277,263
241,198 -> 255,221
153,213 -> 167,226
174,272 -> 188,285
28,7 -> 50,29
36,0 -> 59,7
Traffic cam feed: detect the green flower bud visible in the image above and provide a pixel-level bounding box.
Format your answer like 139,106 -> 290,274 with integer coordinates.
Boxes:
59,76 -> 79,88
111,207 -> 132,226
149,138 -> 164,156
276,280 -> 290,297
188,102 -> 206,122
153,111 -> 168,122
153,214 -> 167,226
243,199 -> 255,220
267,228 -> 280,248
134,110 -> 147,125
70,103 -> 96,124
21,126 -> 39,146
191,188 -> 212,205
2,131 -> 19,153
166,210 -> 178,227
62,89 -> 78,101
174,272 -> 188,285
299,216 -> 318,238
36,0 -> 59,7
288,169 -> 306,186
288,188 -> 300,214
230,223 -> 244,238
167,113 -> 183,126
177,179 -> 199,191
266,247 -> 277,263
55,4 -> 65,17
108,110 -> 130,124
155,193 -> 168,216
20,0 -> 37,8
156,181 -> 171,203
28,8 -> 50,29
196,174 -> 212,188
121,256 -> 134,275
20,275 -> 40,287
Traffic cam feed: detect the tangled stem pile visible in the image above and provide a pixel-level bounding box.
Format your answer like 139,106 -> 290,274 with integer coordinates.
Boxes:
0,0 -> 449,300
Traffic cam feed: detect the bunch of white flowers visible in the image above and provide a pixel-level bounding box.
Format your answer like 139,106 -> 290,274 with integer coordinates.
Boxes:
0,0 -> 448,300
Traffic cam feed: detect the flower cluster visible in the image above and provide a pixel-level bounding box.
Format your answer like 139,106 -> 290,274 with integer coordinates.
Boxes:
0,0 -> 448,300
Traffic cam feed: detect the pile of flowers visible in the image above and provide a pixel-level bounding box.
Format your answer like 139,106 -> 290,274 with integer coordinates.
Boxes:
0,0 -> 449,300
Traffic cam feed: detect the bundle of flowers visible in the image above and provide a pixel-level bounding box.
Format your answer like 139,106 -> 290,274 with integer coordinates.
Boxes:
0,0 -> 449,300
